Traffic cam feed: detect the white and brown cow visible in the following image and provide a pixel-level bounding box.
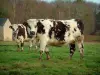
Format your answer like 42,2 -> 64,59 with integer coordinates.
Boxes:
9,23 -> 38,51
23,19 -> 84,60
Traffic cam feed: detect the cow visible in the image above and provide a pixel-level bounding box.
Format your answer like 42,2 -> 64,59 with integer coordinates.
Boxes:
23,19 -> 84,60
9,24 -> 39,51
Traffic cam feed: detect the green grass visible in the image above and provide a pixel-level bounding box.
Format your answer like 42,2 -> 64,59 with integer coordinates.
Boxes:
0,41 -> 100,75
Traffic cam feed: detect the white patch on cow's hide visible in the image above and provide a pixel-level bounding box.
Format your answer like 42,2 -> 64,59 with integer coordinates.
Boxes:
64,31 -> 75,44
64,20 -> 81,39
58,29 -> 61,31
40,19 -> 53,35
18,24 -> 24,27
17,35 -> 24,43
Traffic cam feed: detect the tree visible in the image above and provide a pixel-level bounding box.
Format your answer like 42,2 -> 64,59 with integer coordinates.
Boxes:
74,0 -> 85,3
0,8 -> 8,18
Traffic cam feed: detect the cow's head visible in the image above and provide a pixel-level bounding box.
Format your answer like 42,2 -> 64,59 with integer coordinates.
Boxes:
23,19 -> 38,38
9,24 -> 22,39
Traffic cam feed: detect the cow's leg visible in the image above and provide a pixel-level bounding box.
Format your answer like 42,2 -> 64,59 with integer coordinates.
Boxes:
69,43 -> 76,59
39,38 -> 47,60
33,39 -> 38,51
45,47 -> 50,60
35,45 -> 38,50
21,42 -> 24,51
16,39 -> 20,52
17,42 -> 20,52
39,51 -> 43,60
77,41 -> 84,59
29,40 -> 33,51
29,39 -> 38,51
77,35 -> 84,59
20,36 -> 24,51
35,39 -> 40,50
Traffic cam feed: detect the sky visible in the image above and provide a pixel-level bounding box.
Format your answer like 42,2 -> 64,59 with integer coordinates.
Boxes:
42,0 -> 100,4
86,0 -> 100,4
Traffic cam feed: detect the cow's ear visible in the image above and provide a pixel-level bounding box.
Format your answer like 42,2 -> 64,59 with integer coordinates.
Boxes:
23,22 -> 31,29
9,26 -> 13,29
37,21 -> 42,27
53,21 -> 56,27
9,26 -> 15,31
9,26 -> 12,28
75,19 -> 79,22
23,22 -> 28,26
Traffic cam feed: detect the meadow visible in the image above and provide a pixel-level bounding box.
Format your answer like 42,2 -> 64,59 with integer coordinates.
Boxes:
0,41 -> 100,75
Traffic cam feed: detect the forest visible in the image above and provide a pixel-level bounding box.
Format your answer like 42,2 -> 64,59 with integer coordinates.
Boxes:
0,0 -> 100,34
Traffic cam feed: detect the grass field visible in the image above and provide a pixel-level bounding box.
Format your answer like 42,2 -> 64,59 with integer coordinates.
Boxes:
0,41 -> 100,75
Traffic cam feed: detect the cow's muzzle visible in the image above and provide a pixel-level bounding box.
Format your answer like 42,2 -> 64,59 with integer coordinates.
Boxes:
30,31 -> 35,35
70,40 -> 75,44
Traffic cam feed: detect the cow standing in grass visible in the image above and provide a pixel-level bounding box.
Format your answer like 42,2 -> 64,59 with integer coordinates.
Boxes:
23,19 -> 84,60
9,24 -> 38,51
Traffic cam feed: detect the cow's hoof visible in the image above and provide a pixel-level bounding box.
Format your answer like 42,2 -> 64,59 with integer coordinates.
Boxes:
29,50 -> 32,52
17,49 -> 20,52
69,56 -> 72,60
47,56 -> 50,60
80,56 -> 84,60
21,50 -> 23,52
35,49 -> 38,52
39,57 -> 42,60
47,58 -> 50,60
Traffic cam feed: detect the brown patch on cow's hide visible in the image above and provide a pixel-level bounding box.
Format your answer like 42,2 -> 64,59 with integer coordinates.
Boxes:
77,35 -> 84,42
54,21 -> 69,41
37,21 -> 45,34
75,19 -> 84,34
49,21 -> 70,41
48,21 -> 56,39
49,27 -> 54,38
17,26 -> 25,39
23,22 -> 31,29
23,22 -> 31,38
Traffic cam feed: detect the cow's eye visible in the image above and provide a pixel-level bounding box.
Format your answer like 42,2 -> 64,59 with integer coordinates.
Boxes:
67,25 -> 70,27
27,25 -> 31,29
74,28 -> 76,31
29,27 -> 31,29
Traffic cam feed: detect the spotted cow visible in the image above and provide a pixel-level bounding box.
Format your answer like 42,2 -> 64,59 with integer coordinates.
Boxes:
9,23 -> 39,51
23,19 -> 84,60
